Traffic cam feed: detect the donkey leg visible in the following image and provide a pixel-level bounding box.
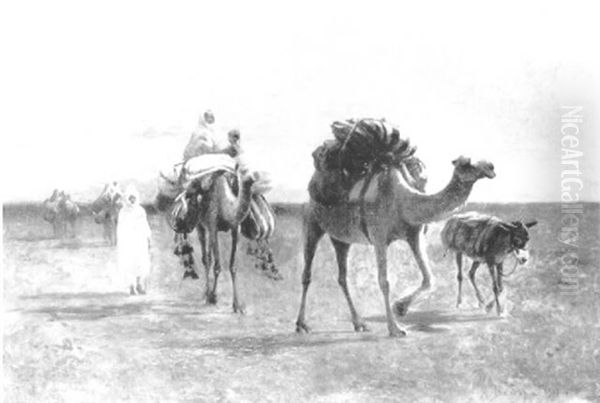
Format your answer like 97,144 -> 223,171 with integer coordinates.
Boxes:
330,237 -> 367,332
456,253 -> 464,308
394,226 -> 434,317
485,263 -> 503,315
468,261 -> 485,308
295,215 -> 324,333
375,242 -> 406,337
229,229 -> 245,314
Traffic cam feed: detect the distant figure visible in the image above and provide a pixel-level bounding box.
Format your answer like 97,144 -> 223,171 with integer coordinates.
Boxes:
183,110 -> 217,161
117,185 -> 152,295
91,182 -> 123,245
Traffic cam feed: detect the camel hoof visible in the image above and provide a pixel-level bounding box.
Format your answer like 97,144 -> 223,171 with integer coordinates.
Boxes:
353,321 -> 369,332
233,303 -> 246,315
296,321 -> 311,334
206,293 -> 218,305
388,326 -> 407,338
393,300 -> 410,317
485,301 -> 495,314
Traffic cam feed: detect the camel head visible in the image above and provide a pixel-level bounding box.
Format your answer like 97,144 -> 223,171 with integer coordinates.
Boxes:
452,156 -> 495,183
240,169 -> 257,190
240,169 -> 272,195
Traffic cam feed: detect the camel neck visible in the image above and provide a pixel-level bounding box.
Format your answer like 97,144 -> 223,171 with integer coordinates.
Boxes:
396,171 -> 475,225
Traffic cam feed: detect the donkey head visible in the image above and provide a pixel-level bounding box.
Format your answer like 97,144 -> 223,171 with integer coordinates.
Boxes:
499,220 -> 538,263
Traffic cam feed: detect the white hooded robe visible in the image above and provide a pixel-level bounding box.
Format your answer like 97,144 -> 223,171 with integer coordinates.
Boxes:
117,186 -> 151,288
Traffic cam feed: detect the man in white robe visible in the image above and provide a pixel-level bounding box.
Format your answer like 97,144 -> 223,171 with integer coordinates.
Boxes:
117,185 -> 152,295
182,110 -> 217,161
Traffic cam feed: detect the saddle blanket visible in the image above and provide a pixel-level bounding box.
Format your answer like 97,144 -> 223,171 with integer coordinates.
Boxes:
182,154 -> 237,187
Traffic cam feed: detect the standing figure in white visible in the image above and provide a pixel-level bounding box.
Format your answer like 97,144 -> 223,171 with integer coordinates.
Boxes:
117,185 -> 152,295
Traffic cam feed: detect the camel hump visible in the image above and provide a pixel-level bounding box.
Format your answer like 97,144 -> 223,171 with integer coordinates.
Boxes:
309,118 -> 426,206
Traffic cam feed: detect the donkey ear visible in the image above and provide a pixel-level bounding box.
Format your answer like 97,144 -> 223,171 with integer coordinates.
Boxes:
498,222 -> 515,232
525,220 -> 538,228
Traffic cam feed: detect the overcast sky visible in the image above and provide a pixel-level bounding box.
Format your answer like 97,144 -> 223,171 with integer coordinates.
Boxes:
1,0 -> 599,203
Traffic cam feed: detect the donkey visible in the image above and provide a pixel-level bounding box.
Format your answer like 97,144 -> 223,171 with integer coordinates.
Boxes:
441,212 -> 537,315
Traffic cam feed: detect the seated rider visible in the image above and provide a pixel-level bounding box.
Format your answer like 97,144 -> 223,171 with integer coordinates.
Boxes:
183,110 -> 218,161
182,110 -> 242,161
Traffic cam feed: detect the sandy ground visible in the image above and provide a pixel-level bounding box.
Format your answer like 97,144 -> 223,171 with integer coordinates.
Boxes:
3,203 -> 600,402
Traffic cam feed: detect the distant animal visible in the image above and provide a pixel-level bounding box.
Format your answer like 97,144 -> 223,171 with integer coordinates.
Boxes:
42,189 -> 80,238
91,182 -> 123,245
441,212 -> 537,315
58,192 -> 80,238
297,155 -> 495,337
42,189 -> 62,236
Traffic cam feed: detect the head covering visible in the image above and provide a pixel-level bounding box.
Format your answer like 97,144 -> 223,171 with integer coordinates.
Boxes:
201,110 -> 215,125
124,184 -> 140,207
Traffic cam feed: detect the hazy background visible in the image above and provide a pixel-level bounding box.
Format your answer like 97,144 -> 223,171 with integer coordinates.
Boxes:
1,0 -> 599,204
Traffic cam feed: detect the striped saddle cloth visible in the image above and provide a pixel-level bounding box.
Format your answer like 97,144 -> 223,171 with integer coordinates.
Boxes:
241,194 -> 276,241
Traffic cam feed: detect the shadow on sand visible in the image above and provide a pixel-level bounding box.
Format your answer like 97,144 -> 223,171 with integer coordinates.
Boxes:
50,239 -> 110,249
365,309 -> 499,333
21,292 -> 203,321
159,331 -> 384,357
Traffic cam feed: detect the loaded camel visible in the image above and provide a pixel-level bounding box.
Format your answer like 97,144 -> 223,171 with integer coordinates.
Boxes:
43,189 -> 62,237
196,169 -> 258,313
43,189 -> 80,238
296,156 -> 496,337
169,127 -> 273,313
174,166 -> 262,313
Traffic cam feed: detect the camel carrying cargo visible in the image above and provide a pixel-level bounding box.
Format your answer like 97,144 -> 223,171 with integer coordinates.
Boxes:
156,154 -> 275,241
309,118 -> 428,205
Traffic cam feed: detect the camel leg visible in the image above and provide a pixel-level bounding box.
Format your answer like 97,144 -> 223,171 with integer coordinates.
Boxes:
468,261 -> 485,308
330,237 -> 368,332
229,229 -> 245,314
375,242 -> 406,337
208,227 -> 221,304
295,215 -> 324,333
455,252 -> 464,308
197,225 -> 212,302
394,227 -> 434,317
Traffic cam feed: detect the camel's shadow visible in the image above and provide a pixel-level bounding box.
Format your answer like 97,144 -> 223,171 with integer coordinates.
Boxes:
159,331 -> 383,357
365,309 -> 499,333
20,292 -> 200,321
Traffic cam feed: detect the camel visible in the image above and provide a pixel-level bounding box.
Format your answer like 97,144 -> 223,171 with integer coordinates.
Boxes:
42,190 -> 80,238
295,156 -> 496,337
193,169 -> 257,313
43,189 -> 62,237
58,192 -> 80,238
91,182 -> 123,245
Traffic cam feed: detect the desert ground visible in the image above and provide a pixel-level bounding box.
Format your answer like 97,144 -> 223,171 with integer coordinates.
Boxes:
2,202 -> 600,402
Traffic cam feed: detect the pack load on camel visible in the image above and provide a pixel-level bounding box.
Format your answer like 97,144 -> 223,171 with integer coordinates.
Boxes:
155,151 -> 281,284
309,118 -> 427,205
156,154 -> 273,241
